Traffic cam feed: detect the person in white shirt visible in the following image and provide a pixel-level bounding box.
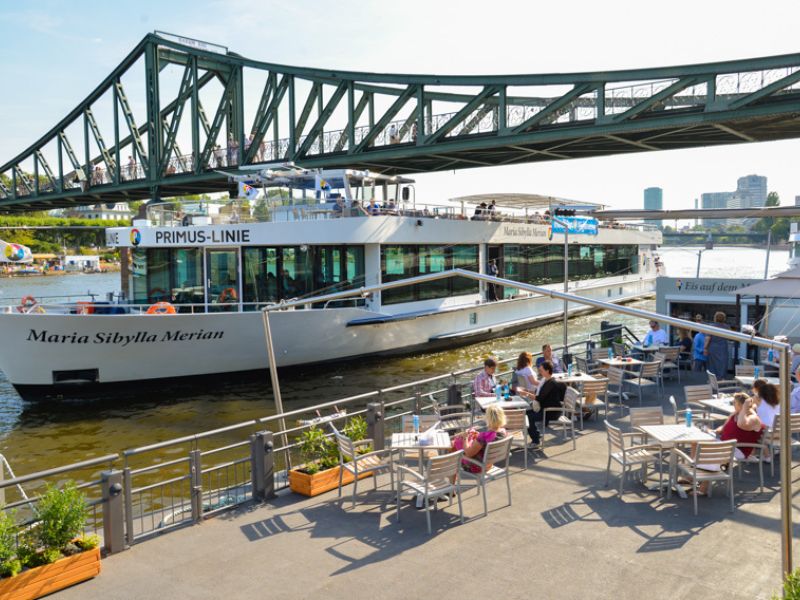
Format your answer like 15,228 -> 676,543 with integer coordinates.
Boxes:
753,379 -> 780,429
513,352 -> 539,392
791,366 -> 800,413
642,321 -> 669,347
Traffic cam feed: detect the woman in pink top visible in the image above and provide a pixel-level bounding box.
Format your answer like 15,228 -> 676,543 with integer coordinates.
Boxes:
452,405 -> 507,473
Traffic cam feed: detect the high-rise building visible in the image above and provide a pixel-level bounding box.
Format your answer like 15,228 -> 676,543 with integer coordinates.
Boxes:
701,174 -> 767,226
643,187 -> 663,229
736,174 -> 767,208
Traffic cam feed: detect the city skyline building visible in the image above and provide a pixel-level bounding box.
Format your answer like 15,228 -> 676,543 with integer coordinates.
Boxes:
701,174 -> 767,226
643,186 -> 663,229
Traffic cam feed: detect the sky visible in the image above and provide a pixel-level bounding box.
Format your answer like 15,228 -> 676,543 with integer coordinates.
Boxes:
1,0 -> 800,212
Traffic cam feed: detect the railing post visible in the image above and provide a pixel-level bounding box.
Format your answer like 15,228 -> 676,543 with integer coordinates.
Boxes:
101,470 -> 126,554
366,403 -> 385,451
123,467 -> 134,546
250,431 -> 275,501
190,449 -> 203,523
0,459 -> 4,507
414,391 -> 422,416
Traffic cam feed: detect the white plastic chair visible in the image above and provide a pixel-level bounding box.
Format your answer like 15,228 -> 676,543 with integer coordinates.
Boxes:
395,450 -> 464,534
502,408 -> 530,470
672,440 -> 737,515
624,361 -> 662,406
334,430 -> 396,508
460,436 -> 514,517
604,420 -> 663,496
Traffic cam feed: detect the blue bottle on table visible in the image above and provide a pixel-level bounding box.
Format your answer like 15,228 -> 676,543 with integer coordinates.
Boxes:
608,348 -> 613,360
754,366 -> 760,380
685,408 -> 692,429
495,384 -> 502,401
413,414 -> 419,434
503,383 -> 510,399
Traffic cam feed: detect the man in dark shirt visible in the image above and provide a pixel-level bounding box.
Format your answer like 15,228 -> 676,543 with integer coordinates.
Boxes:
517,360 -> 565,447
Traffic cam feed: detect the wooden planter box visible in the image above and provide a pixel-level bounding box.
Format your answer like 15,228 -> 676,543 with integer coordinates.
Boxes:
0,547 -> 101,600
288,465 -> 373,497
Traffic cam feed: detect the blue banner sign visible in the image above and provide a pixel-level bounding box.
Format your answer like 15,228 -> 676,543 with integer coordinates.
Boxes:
551,216 -> 599,236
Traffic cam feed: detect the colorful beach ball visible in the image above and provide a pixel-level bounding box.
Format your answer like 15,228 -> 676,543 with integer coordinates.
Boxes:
4,244 -> 24,261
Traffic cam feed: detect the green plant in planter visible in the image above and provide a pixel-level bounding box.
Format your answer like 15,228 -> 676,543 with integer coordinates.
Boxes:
298,426 -> 335,475
34,482 -> 87,554
343,416 -> 371,453
0,508 -> 21,577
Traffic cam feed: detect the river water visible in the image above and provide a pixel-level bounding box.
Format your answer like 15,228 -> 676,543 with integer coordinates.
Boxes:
0,246 -> 789,475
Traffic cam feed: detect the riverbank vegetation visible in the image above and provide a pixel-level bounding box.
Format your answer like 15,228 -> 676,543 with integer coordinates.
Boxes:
0,215 -> 128,257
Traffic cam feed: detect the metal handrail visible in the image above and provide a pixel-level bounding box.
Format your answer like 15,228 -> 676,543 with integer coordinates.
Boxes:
0,453 -> 118,490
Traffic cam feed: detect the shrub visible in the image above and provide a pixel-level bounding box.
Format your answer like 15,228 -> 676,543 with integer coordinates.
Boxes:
0,509 -> 16,564
774,567 -> 800,600
343,416 -> 367,442
34,483 -> 87,552
298,427 -> 331,475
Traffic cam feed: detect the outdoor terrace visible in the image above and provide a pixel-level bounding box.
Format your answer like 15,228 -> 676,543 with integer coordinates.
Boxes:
7,366 -> 795,600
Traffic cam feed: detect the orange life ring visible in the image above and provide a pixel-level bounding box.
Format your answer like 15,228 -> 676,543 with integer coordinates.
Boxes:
146,301 -> 177,315
17,295 -> 37,313
76,301 -> 95,315
218,287 -> 238,303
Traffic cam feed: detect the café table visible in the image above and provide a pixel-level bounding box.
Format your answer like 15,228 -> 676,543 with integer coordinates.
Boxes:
631,344 -> 666,356
638,424 -> 716,498
735,375 -> 780,388
474,395 -> 530,411
699,396 -> 735,416
391,431 -> 452,505
598,357 -> 643,369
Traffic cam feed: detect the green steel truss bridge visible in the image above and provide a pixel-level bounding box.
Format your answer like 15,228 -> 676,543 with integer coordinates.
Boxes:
3,31 -> 800,212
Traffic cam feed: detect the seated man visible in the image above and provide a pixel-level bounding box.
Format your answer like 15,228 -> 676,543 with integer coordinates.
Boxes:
535,344 -> 564,373
518,360 -> 565,447
472,358 -> 497,398
642,320 -> 668,347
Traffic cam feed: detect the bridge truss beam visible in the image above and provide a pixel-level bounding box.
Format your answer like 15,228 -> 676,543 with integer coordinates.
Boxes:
3,32 -> 800,211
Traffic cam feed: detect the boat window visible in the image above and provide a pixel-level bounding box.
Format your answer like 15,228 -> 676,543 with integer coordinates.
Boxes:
494,243 -> 640,299
147,249 -> 171,302
382,245 -> 417,304
346,246 -> 365,286
206,249 -> 239,311
282,247 -> 312,299
451,245 -> 479,296
171,249 -> 203,308
242,245 -> 366,309
131,248 -> 148,303
243,247 -> 279,307
418,245 -> 449,300
382,245 -> 479,305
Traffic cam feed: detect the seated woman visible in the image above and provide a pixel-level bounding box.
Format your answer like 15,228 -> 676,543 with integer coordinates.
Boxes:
452,404 -> 507,472
694,392 -> 763,495
752,379 -> 779,429
512,351 -> 539,393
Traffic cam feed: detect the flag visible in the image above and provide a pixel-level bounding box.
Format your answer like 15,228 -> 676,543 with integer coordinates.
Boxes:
314,173 -> 331,193
238,181 -> 260,201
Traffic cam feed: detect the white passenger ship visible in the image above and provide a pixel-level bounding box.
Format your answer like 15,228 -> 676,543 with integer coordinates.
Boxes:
0,168 -> 660,398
